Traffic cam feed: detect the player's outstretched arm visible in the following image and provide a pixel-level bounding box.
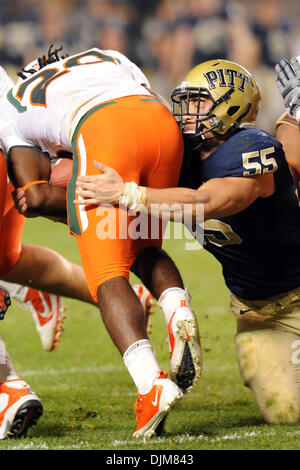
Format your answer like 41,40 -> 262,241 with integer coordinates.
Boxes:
275,57 -> 300,123
8,146 -> 67,220
74,161 -> 274,222
140,173 -> 274,221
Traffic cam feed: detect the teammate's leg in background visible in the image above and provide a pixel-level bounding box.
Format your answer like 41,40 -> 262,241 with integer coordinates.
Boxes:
0,243 -> 96,351
1,244 -> 95,305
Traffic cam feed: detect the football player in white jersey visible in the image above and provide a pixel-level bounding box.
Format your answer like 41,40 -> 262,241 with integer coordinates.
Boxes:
2,46 -> 202,438
0,62 -> 160,439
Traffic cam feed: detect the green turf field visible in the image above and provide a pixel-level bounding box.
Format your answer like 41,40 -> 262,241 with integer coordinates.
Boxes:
1,218 -> 300,451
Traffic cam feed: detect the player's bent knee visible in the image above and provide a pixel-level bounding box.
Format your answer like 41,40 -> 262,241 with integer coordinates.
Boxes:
261,381 -> 300,424
235,331 -> 300,423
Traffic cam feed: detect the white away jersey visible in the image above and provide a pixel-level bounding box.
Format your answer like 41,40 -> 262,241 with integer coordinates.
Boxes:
3,48 -> 152,155
0,67 -> 31,157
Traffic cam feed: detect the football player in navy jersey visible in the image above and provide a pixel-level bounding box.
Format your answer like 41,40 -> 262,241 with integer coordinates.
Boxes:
75,59 -> 300,424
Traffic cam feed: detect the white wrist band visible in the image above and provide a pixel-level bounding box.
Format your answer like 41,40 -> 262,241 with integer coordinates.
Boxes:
120,182 -> 147,210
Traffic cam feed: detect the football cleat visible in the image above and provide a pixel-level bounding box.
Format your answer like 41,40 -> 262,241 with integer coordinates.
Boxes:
0,378 -> 43,439
0,286 -> 11,320
23,288 -> 65,351
168,307 -> 202,393
132,284 -> 156,334
133,370 -> 183,438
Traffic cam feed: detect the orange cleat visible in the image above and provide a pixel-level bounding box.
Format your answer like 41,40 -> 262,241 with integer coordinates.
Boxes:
0,378 -> 43,439
133,370 -> 182,438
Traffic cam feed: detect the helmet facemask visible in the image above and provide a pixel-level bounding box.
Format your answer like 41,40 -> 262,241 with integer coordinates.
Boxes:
172,85 -> 237,140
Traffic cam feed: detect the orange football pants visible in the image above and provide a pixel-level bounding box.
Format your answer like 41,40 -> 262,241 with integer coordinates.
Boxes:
0,152 -> 25,275
68,95 -> 184,301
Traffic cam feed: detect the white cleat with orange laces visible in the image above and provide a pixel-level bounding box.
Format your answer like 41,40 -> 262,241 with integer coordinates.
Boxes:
168,307 -> 202,393
0,282 -> 65,351
133,370 -> 183,438
23,288 -> 65,351
0,378 -> 43,439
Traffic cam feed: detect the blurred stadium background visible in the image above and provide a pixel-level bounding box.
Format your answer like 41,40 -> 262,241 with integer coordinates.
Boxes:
1,0 -> 300,135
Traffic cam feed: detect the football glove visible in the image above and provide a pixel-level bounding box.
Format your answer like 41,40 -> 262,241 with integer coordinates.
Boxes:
0,286 -> 11,320
275,57 -> 300,120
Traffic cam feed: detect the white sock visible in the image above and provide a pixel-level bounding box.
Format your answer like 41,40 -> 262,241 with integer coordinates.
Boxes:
0,336 -> 18,383
123,339 -> 160,395
158,287 -> 191,325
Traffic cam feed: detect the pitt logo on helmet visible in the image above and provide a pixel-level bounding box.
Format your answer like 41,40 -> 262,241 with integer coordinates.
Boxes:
204,68 -> 251,92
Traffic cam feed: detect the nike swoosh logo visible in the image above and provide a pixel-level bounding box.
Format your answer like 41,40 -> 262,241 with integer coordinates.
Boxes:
184,325 -> 190,341
239,308 -> 253,315
152,389 -> 159,407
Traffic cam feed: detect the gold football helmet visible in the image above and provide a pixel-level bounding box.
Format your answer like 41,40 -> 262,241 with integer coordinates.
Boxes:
171,59 -> 261,142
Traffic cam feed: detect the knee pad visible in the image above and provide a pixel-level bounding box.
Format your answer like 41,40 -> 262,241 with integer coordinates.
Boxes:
235,330 -> 300,424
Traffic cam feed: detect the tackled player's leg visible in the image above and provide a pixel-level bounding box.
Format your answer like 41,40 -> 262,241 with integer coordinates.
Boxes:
131,247 -> 202,394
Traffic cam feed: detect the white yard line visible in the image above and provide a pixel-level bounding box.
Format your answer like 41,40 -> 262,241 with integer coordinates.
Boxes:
4,441 -> 91,450
4,430 -> 300,450
112,429 -> 300,447
19,362 -> 236,378
19,364 -> 123,377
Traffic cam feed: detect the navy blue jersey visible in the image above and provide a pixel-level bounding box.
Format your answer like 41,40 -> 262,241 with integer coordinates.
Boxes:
181,128 -> 300,300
